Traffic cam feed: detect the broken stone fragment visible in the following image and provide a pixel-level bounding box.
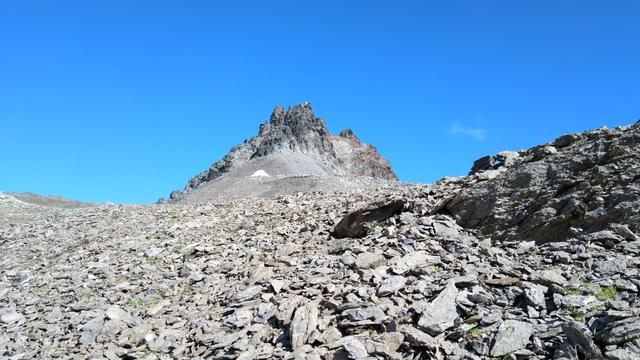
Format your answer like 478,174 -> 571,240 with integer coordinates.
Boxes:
524,283 -> 548,310
530,270 -> 567,287
105,305 -> 131,323
380,332 -> 404,353
341,336 -> 369,359
0,308 -> 24,324
342,306 -> 387,323
596,317 -> 640,345
78,316 -> 105,345
391,251 -> 440,275
584,230 -> 625,248
232,285 -> 262,303
490,320 -> 534,357
485,277 -> 520,287
354,252 -> 387,270
401,325 -> 437,349
561,322 -> 604,360
610,223 -> 639,241
377,276 -> 406,296
417,281 -> 459,335
290,302 -> 319,350
276,296 -> 301,325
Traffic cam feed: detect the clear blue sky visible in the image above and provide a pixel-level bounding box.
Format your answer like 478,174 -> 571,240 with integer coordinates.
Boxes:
1,1 -> 638,204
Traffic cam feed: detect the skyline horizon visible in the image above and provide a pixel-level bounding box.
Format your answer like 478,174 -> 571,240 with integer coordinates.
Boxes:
2,2 -> 638,203
2,105 -> 638,204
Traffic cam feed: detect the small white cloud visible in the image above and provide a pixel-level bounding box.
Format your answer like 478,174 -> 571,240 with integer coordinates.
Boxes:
449,123 -> 487,141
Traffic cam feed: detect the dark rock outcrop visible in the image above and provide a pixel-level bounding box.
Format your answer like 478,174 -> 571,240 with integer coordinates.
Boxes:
332,199 -> 406,238
443,123 -> 640,243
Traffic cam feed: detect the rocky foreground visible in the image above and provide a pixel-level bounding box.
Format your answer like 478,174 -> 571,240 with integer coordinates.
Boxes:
1,122 -> 640,359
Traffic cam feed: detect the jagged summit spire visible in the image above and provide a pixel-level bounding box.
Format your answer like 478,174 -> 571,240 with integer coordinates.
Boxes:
339,129 -> 360,142
269,101 -> 317,127
269,105 -> 286,124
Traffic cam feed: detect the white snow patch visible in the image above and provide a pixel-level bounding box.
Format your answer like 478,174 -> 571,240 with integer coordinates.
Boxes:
250,170 -> 270,178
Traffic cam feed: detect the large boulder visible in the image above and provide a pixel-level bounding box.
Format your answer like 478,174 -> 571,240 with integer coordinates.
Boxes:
332,199 -> 406,238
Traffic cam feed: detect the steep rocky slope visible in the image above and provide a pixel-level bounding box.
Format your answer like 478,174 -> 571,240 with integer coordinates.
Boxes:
1,122 -> 639,360
8,192 -> 94,209
166,102 -> 397,203
443,122 -> 640,243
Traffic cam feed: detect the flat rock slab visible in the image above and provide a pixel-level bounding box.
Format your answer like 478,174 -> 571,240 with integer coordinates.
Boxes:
596,317 -> 640,345
490,320 -> 534,357
355,252 -> 387,270
391,251 -> 440,275
377,276 -> 407,296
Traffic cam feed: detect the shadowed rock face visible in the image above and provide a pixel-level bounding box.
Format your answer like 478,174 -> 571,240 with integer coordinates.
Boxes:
167,102 -> 397,202
332,199 -> 406,238
442,122 -> 640,242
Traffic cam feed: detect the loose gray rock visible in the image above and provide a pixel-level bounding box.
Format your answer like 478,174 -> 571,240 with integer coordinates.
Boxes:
596,317 -> 640,345
490,320 -> 534,357
342,336 -> 369,359
0,308 -> 24,324
377,276 -> 406,296
355,252 -> 387,270
562,322 -> 604,360
78,316 -> 105,345
290,302 -> 318,350
391,251 -> 440,275
232,285 -> 262,303
401,325 -> 437,349
417,281 -> 459,335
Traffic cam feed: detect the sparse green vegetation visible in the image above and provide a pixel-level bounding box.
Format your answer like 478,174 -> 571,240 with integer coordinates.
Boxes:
172,244 -> 184,252
78,287 -> 101,300
566,282 -> 598,296
140,349 -> 156,359
34,283 -> 51,294
431,264 -> 441,274
364,325 -> 379,336
466,327 -> 483,339
126,294 -> 163,309
180,283 -> 195,299
565,288 -> 582,296
144,256 -> 162,265
597,285 -> 618,300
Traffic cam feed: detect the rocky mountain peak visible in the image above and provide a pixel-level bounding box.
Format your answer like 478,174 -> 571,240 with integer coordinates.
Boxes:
167,102 -> 397,202
267,102 -> 317,127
